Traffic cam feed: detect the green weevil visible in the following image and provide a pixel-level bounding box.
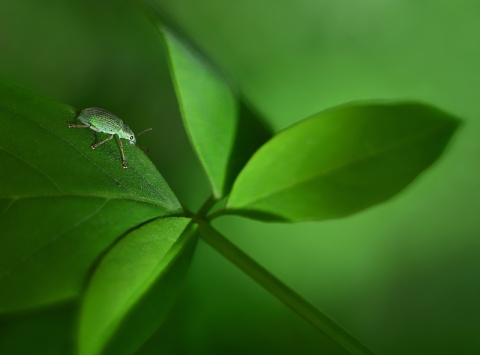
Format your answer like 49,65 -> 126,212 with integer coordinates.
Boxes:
68,107 -> 152,169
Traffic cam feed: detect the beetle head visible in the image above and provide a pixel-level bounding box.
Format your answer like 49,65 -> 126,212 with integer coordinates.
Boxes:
121,124 -> 136,145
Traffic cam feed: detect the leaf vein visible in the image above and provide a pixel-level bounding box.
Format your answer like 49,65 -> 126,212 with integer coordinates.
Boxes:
0,104 -> 170,209
0,144 -> 64,193
0,194 -> 172,210
236,122 -> 450,208
0,198 -> 16,220
0,198 -> 112,280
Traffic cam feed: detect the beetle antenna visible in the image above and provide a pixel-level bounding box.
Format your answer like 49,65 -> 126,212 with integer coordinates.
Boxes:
136,128 -> 152,152
136,143 -> 149,152
137,127 -> 152,137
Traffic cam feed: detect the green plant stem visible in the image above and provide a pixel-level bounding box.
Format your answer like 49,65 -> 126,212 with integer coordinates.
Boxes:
197,195 -> 218,219
206,208 -> 228,221
198,222 -> 375,355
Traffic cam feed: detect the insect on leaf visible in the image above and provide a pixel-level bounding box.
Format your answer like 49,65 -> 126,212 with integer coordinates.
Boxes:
0,80 -> 181,313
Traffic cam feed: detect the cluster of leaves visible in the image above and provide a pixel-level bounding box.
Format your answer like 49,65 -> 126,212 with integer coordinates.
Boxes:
0,4 -> 460,355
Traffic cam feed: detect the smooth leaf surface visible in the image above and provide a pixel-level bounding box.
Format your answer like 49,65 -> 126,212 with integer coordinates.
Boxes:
161,27 -> 236,197
227,102 -> 460,221
160,25 -> 271,197
78,217 -> 197,355
0,81 -> 181,313
0,302 -> 76,355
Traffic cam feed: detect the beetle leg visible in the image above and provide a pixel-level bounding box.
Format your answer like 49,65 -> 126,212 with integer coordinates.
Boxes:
115,135 -> 128,169
68,123 -> 90,128
91,134 -> 113,149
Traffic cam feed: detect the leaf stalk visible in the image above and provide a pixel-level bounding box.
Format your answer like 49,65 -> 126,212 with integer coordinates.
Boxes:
198,222 -> 375,355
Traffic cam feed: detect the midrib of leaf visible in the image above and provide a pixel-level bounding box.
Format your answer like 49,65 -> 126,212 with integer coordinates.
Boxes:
0,144 -> 64,192
0,194 -> 170,207
0,198 -> 15,220
233,122 -> 451,208
0,105 -> 173,210
0,103 -> 124,185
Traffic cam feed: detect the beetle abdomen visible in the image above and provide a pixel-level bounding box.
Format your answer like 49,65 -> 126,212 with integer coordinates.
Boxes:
78,107 -> 123,134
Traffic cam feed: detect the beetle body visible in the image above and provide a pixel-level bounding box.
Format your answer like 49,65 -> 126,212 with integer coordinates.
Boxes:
78,107 -> 137,145
68,107 -> 151,169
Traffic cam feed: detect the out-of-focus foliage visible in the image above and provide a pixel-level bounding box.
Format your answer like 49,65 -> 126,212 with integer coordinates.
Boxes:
145,1 -> 480,354
228,102 -> 459,221
0,0 -> 478,354
161,27 -> 271,198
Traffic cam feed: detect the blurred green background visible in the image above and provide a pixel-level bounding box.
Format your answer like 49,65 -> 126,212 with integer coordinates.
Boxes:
0,0 -> 479,354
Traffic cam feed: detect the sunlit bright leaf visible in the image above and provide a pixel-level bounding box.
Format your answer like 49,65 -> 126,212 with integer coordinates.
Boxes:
160,25 -> 271,197
78,217 -> 197,355
227,102 -> 460,221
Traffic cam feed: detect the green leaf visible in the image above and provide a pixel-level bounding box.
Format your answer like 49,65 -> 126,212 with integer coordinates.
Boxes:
0,302 -> 77,355
160,25 -> 271,198
78,217 -> 197,355
227,102 -> 460,222
0,81 -> 181,313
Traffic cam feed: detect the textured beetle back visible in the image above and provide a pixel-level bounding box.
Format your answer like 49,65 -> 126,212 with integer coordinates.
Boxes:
78,107 -> 123,134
